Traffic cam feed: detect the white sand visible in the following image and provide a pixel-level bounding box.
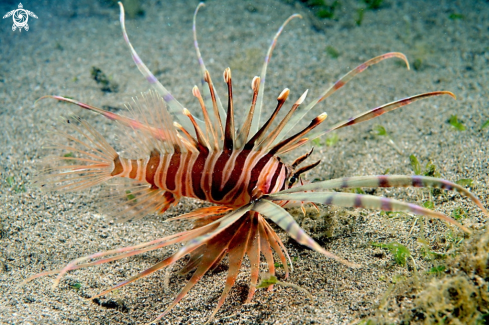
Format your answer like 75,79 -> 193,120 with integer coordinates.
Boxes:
1,0 -> 488,324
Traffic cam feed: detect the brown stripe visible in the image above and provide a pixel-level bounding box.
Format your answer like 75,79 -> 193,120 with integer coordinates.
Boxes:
279,178 -> 287,191
260,158 -> 278,194
380,197 -> 392,211
229,181 -> 247,204
412,176 -> 423,187
268,163 -> 284,194
179,153 -> 193,197
145,149 -> 160,187
378,175 -> 390,187
156,154 -> 168,190
354,195 -> 362,208
247,153 -> 274,196
202,152 -> 219,195
345,117 -> 355,126
324,195 -> 334,205
211,151 -> 232,201
111,155 -> 123,176
129,160 -> 138,179
219,150 -> 251,200
160,191 -> 176,213
333,80 -> 345,90
227,151 -> 261,204
165,153 -> 181,191
440,180 -> 453,191
191,150 -> 209,200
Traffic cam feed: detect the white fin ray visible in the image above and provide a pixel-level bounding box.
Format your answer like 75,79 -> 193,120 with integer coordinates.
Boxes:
118,2 -> 204,135
192,2 -> 227,131
250,13 -> 302,138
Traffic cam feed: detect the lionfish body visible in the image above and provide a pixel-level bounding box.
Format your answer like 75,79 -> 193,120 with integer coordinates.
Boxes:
27,2 -> 489,323
111,147 -> 290,208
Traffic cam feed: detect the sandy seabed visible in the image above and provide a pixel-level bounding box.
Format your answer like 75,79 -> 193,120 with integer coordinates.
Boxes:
1,0 -> 488,324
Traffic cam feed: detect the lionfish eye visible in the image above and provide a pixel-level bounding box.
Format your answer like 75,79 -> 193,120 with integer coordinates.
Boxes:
288,176 -> 297,187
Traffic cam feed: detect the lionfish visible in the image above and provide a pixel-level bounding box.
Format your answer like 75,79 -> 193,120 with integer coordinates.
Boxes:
25,2 -> 488,324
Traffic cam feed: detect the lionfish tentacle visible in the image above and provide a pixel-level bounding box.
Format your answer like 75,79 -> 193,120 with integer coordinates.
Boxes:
39,93 -> 192,151
250,13 -> 302,137
19,233 -> 186,286
192,3 -> 208,87
165,206 -> 233,222
277,138 -> 309,155
208,213 -> 253,321
288,160 -> 321,184
237,76 -> 261,148
275,52 -> 409,144
192,86 -> 219,150
244,212 -> 261,303
291,147 -> 314,169
276,175 -> 489,217
245,88 -> 289,150
257,89 -> 308,150
178,211 -> 230,276
203,70 -> 225,141
88,212 -> 246,303
36,205 -> 252,311
89,228 -> 232,312
91,264 -> 167,303
258,219 -> 276,290
87,245 -> 201,301
178,245 -> 206,276
269,112 -> 327,155
223,68 -> 236,152
150,211 -> 252,324
252,200 -> 358,267
118,2 -> 203,134
192,2 -> 227,129
262,216 -> 292,276
192,3 -> 208,81
46,223 -> 215,289
173,121 -> 200,151
308,91 -> 456,140
265,192 -> 470,233
183,107 -> 211,150
167,204 -> 253,264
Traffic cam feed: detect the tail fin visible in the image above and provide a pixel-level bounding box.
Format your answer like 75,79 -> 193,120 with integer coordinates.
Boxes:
35,116 -> 118,192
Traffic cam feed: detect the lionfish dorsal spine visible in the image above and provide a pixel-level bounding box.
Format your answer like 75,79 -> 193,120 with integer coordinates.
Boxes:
269,112 -> 327,156
182,108 -> 211,152
251,13 -> 303,137
192,85 -> 219,150
273,52 -> 410,145
245,88 -> 289,150
203,70 -> 225,143
306,90 -> 456,141
223,68 -> 235,152
192,3 -> 227,136
118,2 -> 204,136
257,89 -> 308,151
173,121 -> 200,153
236,76 -> 261,148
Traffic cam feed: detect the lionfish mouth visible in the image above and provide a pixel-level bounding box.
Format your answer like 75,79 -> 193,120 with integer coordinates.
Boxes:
24,1 -> 488,324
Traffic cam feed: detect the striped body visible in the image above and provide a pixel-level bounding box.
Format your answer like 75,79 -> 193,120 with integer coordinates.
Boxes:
30,2 -> 488,324
112,149 -> 290,207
